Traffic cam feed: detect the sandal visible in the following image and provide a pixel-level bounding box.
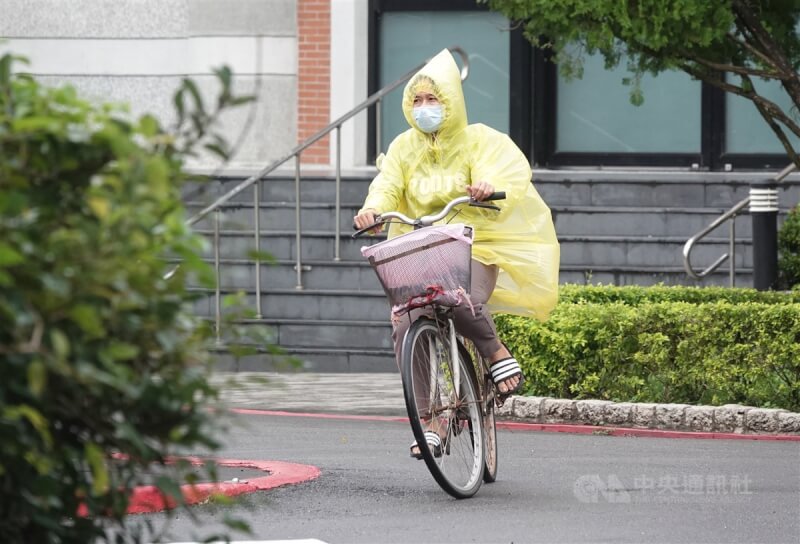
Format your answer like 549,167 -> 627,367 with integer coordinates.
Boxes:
491,356 -> 524,402
409,431 -> 443,459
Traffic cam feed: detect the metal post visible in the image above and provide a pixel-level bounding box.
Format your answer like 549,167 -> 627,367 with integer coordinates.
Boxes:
375,98 -> 382,155
253,180 -> 263,318
214,209 -> 222,345
749,180 -> 779,290
334,124 -> 342,261
295,153 -> 304,290
729,217 -> 736,287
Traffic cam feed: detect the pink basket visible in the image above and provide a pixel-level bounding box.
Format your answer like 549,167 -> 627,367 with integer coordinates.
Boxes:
361,224 -> 473,313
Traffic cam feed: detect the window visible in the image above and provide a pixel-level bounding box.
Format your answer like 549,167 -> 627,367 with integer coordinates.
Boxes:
556,53 -> 702,154
377,10 -> 510,151
725,76 -> 800,154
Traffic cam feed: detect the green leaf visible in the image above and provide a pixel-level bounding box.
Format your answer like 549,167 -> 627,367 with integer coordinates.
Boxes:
154,475 -> 185,505
213,65 -> 232,91
70,304 -> 105,338
247,249 -> 276,264
87,196 -> 110,219
0,242 -> 23,266
50,329 -> 70,359
230,95 -> 256,106
5,405 -> 53,450
103,342 -> 139,361
182,78 -> 206,116
27,359 -> 47,397
85,442 -> 110,495
138,114 -> 161,138
173,87 -> 187,126
203,142 -> 230,160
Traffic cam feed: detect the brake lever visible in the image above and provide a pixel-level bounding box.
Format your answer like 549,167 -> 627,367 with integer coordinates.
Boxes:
352,219 -> 384,238
469,200 -> 501,211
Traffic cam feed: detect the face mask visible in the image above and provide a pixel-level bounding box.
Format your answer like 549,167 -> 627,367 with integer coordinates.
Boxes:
413,105 -> 444,133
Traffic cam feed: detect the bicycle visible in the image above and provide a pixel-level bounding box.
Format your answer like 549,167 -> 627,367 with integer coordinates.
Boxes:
352,193 -> 506,499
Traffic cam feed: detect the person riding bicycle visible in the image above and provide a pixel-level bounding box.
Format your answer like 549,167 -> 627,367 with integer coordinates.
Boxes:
354,49 -> 559,457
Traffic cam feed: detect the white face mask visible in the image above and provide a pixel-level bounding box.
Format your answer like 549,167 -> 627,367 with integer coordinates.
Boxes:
413,105 -> 444,133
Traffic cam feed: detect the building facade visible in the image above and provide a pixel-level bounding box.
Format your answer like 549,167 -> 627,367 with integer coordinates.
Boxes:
3,0 -> 797,174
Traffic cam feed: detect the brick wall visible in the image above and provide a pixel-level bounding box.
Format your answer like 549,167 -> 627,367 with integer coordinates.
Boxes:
297,0 -> 331,164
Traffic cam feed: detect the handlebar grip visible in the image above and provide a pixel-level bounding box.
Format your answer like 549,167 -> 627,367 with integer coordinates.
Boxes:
484,191 -> 506,201
352,219 -> 384,238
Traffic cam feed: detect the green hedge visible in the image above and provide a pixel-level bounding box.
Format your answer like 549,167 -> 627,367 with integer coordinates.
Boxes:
497,293 -> 800,412
779,204 -> 800,288
558,283 -> 800,304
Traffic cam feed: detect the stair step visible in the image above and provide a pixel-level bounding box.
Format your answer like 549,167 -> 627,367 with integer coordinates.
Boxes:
533,172 -> 800,208
185,201 -> 792,238
559,265 -> 752,287
185,201 -> 364,232
190,287 -> 391,321
210,346 -> 397,373
185,231 -> 754,268
182,175 -> 374,204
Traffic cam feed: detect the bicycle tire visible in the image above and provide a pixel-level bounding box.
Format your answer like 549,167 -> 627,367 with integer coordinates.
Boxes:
401,317 -> 484,499
459,339 -> 498,483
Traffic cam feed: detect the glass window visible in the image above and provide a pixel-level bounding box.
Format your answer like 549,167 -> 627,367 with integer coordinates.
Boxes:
556,52 -> 702,153
379,11 -> 510,151
725,76 -> 800,154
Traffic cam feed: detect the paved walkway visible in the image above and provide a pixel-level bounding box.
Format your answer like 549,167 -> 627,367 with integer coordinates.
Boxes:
210,372 -> 405,416
210,372 -> 800,436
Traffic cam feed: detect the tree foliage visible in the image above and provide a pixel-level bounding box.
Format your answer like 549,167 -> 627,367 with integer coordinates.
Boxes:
482,0 -> 800,166
0,53 -> 253,543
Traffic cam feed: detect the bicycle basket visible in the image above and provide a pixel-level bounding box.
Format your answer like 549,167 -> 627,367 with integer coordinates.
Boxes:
361,224 -> 473,314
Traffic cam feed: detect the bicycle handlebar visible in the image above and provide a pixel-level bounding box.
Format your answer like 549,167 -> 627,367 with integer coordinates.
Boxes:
352,191 -> 506,238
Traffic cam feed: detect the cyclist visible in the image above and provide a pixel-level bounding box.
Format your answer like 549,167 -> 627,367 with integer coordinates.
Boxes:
354,49 -> 559,457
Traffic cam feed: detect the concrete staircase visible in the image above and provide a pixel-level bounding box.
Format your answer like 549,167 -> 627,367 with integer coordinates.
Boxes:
183,169 -> 800,372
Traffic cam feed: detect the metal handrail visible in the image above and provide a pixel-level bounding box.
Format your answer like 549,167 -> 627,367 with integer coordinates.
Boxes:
683,162 -> 796,285
174,46 -> 469,337
185,45 -> 470,228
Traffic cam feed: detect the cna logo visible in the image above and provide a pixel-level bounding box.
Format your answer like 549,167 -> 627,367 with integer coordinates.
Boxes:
573,474 -> 632,504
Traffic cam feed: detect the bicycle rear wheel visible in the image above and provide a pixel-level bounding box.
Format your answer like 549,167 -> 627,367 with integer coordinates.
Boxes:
401,317 -> 484,499
459,338 -> 498,483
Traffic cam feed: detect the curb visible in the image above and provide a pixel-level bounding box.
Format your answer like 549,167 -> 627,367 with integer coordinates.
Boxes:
228,408 -> 800,441
126,457 -> 320,515
497,396 -> 800,436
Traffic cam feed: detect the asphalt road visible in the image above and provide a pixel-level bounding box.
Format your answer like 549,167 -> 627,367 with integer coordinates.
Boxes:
138,412 -> 800,544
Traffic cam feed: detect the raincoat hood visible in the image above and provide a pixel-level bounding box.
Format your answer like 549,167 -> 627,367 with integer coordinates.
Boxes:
402,49 -> 468,140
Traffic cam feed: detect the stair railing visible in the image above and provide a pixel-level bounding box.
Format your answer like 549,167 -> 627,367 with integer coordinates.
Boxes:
174,47 -> 469,341
683,162 -> 795,286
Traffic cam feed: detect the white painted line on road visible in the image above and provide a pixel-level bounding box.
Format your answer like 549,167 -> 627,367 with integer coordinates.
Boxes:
167,540 -> 328,544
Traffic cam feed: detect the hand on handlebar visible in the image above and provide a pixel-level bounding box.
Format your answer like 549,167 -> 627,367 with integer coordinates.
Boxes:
353,208 -> 383,235
466,181 -> 495,202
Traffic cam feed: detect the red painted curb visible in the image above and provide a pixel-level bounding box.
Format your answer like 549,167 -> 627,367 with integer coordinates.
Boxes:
230,408 -> 800,442
100,456 -> 320,515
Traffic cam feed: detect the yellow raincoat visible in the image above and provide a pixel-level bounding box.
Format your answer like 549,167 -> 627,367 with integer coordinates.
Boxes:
360,49 -> 560,320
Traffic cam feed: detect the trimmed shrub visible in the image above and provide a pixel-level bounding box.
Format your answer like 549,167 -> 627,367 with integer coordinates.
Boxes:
497,300 -> 800,411
779,204 -> 800,288
559,283 -> 800,305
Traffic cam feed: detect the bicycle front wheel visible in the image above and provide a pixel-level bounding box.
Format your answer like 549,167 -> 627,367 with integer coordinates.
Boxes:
401,317 -> 484,499
460,338 -> 498,483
